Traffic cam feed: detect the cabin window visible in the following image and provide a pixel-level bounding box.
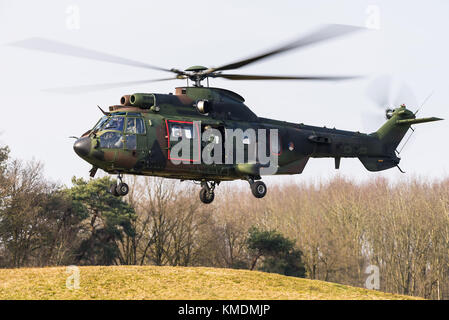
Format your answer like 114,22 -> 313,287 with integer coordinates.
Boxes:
184,127 -> 193,139
170,123 -> 193,140
166,120 -> 200,162
171,125 -> 182,138
99,132 -> 124,149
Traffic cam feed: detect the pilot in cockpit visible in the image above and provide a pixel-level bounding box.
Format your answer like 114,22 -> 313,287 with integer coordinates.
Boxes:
127,119 -> 137,134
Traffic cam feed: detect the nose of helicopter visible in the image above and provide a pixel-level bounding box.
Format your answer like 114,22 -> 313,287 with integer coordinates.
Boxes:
73,137 -> 91,157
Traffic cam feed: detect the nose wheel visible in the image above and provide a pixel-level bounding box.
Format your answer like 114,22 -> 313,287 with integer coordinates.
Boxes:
199,181 -> 217,204
110,173 -> 129,197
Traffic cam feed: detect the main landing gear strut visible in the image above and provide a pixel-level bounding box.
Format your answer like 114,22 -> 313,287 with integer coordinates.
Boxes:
198,177 -> 267,204
246,177 -> 267,198
199,181 -> 217,204
110,173 -> 129,197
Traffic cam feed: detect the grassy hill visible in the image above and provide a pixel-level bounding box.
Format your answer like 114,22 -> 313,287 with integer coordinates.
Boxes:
0,266 -> 418,300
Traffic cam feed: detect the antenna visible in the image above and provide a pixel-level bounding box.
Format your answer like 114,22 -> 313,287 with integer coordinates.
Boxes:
398,126 -> 415,154
97,105 -> 110,116
415,90 -> 434,115
399,90 -> 435,155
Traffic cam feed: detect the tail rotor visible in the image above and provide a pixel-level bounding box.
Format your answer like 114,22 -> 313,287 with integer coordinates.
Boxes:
364,75 -> 418,129
364,76 -> 442,173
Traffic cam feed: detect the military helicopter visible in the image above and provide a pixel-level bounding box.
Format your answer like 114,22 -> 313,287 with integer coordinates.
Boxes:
11,25 -> 442,204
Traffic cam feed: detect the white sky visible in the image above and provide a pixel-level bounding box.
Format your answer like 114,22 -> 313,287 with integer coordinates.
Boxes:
0,0 -> 448,187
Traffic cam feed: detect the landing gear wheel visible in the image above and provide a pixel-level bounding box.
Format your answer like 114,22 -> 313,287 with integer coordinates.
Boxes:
199,188 -> 215,204
110,184 -> 120,197
117,183 -> 129,196
251,181 -> 267,198
199,180 -> 218,204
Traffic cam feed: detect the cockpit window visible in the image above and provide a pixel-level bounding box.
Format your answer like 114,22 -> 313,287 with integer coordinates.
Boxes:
103,116 -> 125,131
99,132 -> 124,149
126,118 -> 145,134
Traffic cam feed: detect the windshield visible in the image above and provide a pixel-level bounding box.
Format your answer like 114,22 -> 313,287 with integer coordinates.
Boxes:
93,116 -> 109,131
92,114 -> 143,135
99,131 -> 124,149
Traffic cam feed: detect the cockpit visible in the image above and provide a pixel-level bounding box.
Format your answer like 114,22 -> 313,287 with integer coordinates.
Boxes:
92,112 -> 146,150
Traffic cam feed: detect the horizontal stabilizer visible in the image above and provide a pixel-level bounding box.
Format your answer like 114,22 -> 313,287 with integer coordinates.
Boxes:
396,117 -> 443,125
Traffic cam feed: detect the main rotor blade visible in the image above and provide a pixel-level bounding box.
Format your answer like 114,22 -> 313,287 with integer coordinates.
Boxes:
9,37 -> 174,73
207,24 -> 365,73
43,77 -> 179,94
214,73 -> 362,81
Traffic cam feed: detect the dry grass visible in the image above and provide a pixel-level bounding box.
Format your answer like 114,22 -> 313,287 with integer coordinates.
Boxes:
0,266 -> 419,300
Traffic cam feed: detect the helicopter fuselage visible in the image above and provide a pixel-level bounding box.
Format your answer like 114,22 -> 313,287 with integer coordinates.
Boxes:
74,86 -> 412,184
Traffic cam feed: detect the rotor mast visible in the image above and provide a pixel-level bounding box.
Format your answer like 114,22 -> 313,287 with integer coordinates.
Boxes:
182,66 -> 209,87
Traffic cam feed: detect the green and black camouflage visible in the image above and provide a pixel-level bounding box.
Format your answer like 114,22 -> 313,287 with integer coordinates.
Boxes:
73,86 -> 442,182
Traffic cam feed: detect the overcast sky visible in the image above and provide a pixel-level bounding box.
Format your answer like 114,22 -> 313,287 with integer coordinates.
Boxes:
0,0 -> 447,187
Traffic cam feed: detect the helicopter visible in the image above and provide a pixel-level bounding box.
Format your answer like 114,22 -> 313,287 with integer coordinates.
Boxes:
11,24 -> 442,204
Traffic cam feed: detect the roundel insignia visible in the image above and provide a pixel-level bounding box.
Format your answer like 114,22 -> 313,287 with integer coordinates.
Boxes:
288,142 -> 294,151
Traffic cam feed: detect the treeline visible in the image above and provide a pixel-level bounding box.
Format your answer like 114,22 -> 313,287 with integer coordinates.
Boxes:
243,177 -> 449,299
0,145 -> 304,273
0,144 -> 448,299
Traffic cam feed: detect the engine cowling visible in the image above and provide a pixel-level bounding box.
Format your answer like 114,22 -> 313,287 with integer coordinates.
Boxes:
120,95 -> 131,106
129,93 -> 155,109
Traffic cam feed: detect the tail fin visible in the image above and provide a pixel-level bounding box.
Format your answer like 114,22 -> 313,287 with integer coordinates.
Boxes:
360,105 -> 442,172
372,105 -> 442,153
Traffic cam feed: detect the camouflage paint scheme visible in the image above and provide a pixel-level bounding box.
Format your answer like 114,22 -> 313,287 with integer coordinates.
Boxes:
73,86 -> 442,182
